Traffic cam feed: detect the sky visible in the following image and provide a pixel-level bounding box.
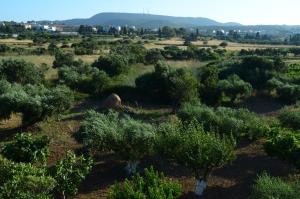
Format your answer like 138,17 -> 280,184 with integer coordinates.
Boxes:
1,0 -> 300,25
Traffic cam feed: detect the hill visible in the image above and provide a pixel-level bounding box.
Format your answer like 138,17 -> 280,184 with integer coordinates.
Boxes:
58,12 -> 242,28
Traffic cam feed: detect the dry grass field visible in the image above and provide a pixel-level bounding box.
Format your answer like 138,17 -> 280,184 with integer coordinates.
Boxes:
153,37 -> 300,51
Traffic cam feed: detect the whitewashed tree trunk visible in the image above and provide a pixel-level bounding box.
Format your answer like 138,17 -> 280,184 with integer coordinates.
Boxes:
195,179 -> 207,196
125,160 -> 140,175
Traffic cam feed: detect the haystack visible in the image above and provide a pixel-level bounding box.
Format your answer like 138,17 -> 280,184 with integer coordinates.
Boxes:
100,94 -> 122,109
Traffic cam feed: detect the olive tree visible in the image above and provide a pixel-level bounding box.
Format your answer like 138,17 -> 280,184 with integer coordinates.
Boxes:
217,74 -> 253,104
0,82 -> 74,126
77,110 -> 156,175
0,59 -> 44,85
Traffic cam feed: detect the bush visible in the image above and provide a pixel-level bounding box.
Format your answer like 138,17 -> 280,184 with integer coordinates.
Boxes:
53,50 -> 81,68
136,62 -> 199,105
76,110 -> 156,175
92,54 -> 129,76
0,44 -> 10,53
144,49 -> 164,65
198,65 -> 220,105
58,64 -> 111,95
0,82 -> 74,126
111,44 -> 146,64
267,78 -> 300,103
251,173 -> 300,199
178,102 -> 270,139
221,56 -> 287,88
168,69 -> 199,105
219,42 -> 228,48
1,133 -> 50,164
265,130 -> 300,169
136,61 -> 170,103
52,151 -> 93,199
108,167 -> 182,199
0,156 -> 56,199
0,59 -> 44,85
278,107 -> 300,130
74,46 -> 93,55
216,74 -> 253,104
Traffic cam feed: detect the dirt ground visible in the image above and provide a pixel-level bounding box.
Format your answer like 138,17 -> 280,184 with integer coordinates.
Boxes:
71,139 -> 294,199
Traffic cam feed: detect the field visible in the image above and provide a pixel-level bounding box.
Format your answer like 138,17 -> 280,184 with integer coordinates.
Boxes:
0,35 -> 300,199
152,37 -> 300,51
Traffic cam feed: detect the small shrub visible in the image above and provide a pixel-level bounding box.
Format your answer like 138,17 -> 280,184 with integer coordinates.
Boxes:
108,167 -> 182,199
265,130 -> 300,169
0,156 -> 56,199
1,133 -> 50,164
144,49 -> 164,65
278,107 -> 300,130
92,54 -> 129,76
52,151 -> 93,199
178,102 -> 270,139
251,173 -> 300,199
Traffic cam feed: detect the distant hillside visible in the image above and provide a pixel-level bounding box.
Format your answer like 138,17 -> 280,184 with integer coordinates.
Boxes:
58,12 -> 242,28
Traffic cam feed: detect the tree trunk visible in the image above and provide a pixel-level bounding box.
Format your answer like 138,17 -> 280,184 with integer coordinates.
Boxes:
195,178 -> 208,196
125,160 -> 140,175
194,169 -> 211,196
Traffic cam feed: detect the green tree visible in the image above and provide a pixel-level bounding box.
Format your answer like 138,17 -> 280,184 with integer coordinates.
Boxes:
158,120 -> 235,196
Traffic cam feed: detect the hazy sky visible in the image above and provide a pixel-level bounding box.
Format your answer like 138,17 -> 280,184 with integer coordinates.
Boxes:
1,0 -> 299,25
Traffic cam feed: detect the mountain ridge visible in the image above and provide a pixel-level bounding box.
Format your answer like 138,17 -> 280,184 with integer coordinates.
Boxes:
56,12 -> 242,28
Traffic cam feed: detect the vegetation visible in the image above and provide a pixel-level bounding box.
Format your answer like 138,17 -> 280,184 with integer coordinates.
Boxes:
76,110 -> 155,174
265,130 -> 300,169
108,167 -> 182,199
0,59 -> 44,85
251,173 -> 300,199
157,120 -> 235,196
52,151 -> 93,199
178,102 -> 270,139
136,61 -> 199,105
278,107 -> 300,130
0,156 -> 56,199
1,133 -> 50,164
0,81 -> 74,126
92,54 -> 129,76
1,25 -> 300,199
